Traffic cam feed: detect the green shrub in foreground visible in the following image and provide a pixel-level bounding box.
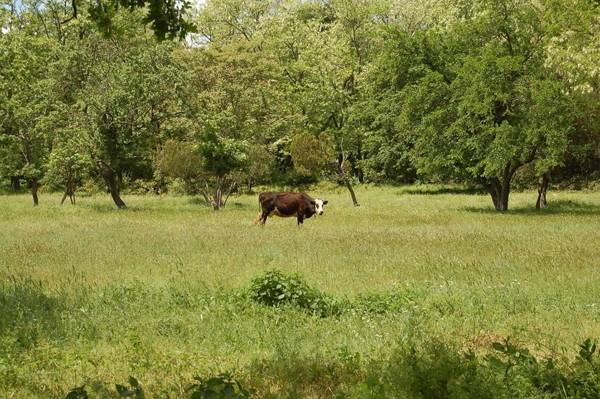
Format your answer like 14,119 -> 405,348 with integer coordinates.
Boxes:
62,338 -> 600,399
248,270 -> 342,317
186,373 -> 251,399
347,337 -> 600,399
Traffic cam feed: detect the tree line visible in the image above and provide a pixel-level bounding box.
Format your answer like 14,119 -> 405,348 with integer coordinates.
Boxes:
0,0 -> 598,211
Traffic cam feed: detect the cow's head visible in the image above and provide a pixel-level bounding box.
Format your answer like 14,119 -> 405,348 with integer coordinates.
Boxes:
314,199 -> 328,215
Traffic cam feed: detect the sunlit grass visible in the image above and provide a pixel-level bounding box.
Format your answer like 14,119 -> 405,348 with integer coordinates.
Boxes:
1,186 -> 599,397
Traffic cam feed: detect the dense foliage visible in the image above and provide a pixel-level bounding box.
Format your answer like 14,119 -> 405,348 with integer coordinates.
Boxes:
1,0 -> 598,210
249,269 -> 341,317
60,335 -> 600,398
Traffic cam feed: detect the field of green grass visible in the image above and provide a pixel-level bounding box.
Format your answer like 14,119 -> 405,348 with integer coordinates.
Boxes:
1,186 -> 600,398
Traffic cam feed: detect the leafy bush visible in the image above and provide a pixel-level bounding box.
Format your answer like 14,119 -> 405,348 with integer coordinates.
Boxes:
64,377 -> 145,399
79,179 -> 105,196
64,385 -> 88,399
186,373 -> 251,399
124,179 -> 156,195
115,376 -> 145,398
166,177 -> 189,196
352,287 -> 424,315
61,338 -> 600,399
345,337 -> 600,399
248,270 -> 341,317
484,337 -> 600,399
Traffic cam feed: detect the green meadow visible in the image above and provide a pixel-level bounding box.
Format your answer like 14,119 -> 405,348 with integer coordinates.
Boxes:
1,186 -> 600,398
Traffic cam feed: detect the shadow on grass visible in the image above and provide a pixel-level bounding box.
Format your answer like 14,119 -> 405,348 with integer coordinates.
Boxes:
0,277 -> 67,349
84,202 -> 120,213
246,351 -> 363,398
186,197 -> 208,206
243,336 -> 600,399
462,199 -> 600,216
82,198 -> 252,212
185,197 -> 252,209
398,185 -> 485,196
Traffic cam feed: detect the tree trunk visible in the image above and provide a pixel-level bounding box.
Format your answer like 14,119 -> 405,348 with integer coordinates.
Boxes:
223,181 -> 235,208
10,176 -> 21,191
338,164 -> 359,207
213,186 -> 222,210
102,167 -> 127,209
212,177 -> 223,210
61,191 -> 68,206
61,179 -> 73,206
69,181 -> 76,205
536,173 -> 549,209
344,177 -> 360,207
61,181 -> 76,206
487,178 -> 510,212
30,178 -> 39,206
486,164 -> 518,212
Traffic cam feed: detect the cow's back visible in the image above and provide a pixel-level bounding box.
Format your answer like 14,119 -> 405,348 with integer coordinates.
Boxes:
259,192 -> 304,215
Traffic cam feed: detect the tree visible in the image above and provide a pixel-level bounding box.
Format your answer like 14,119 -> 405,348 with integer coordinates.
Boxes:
290,131 -> 360,205
543,0 -> 600,97
354,28 -> 435,184
44,134 -> 92,205
0,30 -> 56,205
170,40 -> 280,207
66,34 -> 180,208
194,0 -> 272,44
155,137 -> 249,210
154,139 -> 203,194
196,129 -> 249,209
537,0 -> 600,206
263,0 -> 379,206
242,144 -> 274,193
290,132 -> 333,177
3,0 -> 194,40
382,0 -> 575,211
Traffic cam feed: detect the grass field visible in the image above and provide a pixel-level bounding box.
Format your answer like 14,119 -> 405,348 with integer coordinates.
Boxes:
1,186 -> 600,398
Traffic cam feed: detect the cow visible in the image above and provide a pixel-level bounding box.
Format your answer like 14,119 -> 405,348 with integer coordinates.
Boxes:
254,192 -> 328,226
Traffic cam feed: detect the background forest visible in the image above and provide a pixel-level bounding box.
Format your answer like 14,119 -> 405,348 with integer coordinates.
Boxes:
1,0 -> 599,211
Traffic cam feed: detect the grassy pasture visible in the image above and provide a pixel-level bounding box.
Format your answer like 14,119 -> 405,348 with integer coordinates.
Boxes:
1,186 -> 600,398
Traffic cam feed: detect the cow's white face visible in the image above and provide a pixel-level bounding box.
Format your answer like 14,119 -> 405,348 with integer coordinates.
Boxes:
314,199 -> 328,215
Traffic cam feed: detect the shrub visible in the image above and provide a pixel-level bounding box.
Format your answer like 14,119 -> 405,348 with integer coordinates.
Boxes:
62,338 -> 600,399
64,377 -> 144,399
125,179 -> 156,195
64,385 -> 88,399
248,270 -> 341,317
345,337 -> 600,399
115,376 -> 144,398
79,179 -> 104,196
186,373 -> 251,399
166,177 -> 188,196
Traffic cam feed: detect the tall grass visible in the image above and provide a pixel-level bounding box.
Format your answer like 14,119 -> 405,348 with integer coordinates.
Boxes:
1,186 -> 599,397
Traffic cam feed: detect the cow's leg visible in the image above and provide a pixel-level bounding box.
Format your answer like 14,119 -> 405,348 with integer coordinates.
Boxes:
260,206 -> 274,225
297,213 -> 304,226
261,211 -> 270,225
252,212 -> 263,225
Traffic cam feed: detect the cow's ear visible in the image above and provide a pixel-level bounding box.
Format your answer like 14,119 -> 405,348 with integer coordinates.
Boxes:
323,200 -> 328,205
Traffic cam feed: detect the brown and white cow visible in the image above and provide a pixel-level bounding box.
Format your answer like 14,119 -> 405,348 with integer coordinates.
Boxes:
254,192 -> 328,226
